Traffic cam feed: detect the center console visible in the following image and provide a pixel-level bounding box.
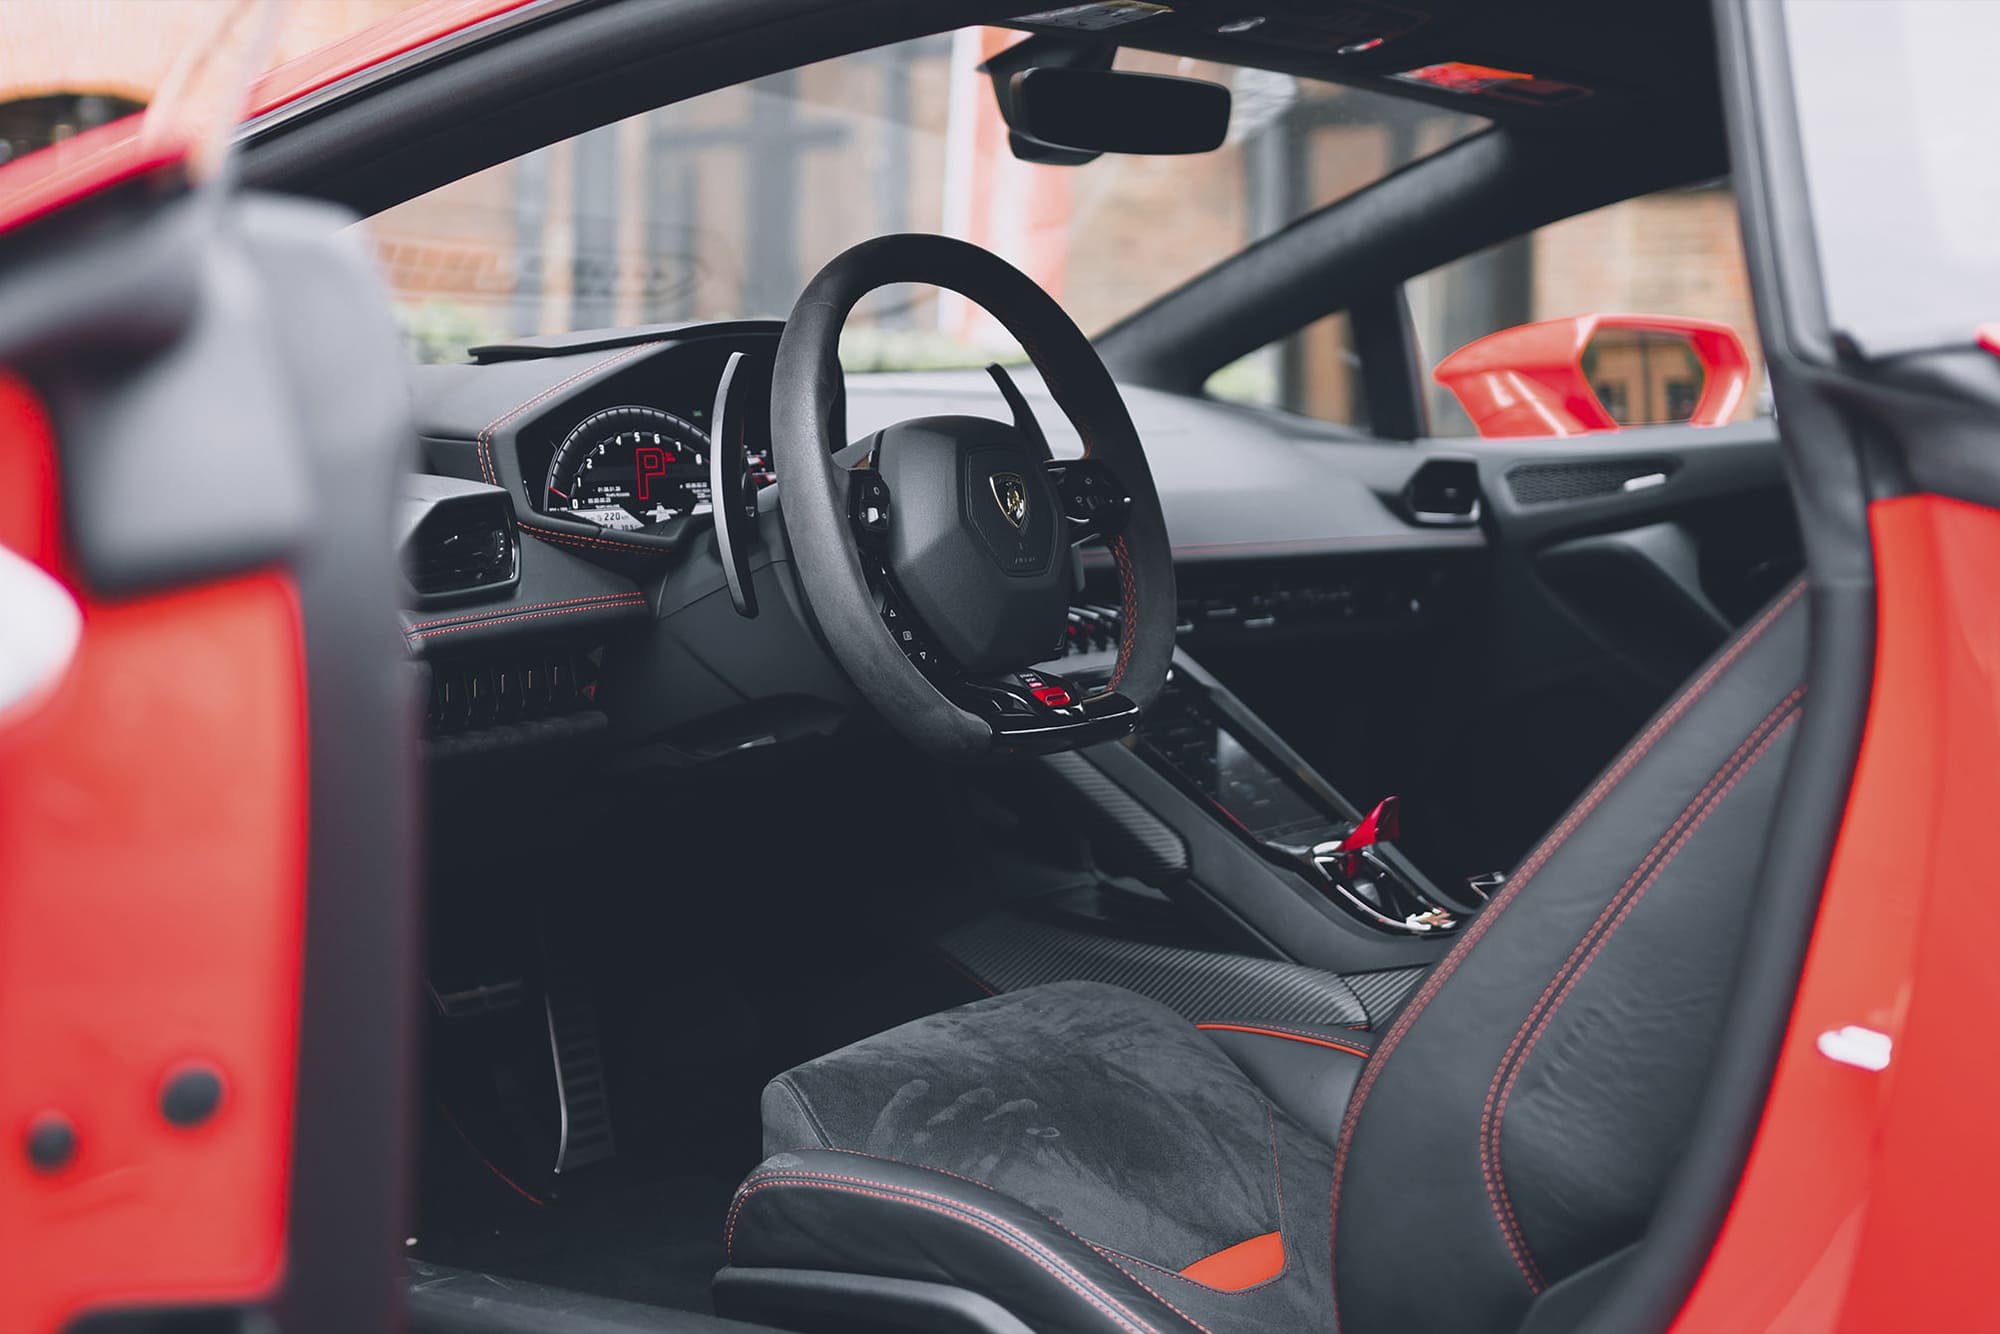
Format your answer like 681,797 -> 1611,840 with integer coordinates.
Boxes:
1135,669 -> 1473,936
1039,609 -> 1485,970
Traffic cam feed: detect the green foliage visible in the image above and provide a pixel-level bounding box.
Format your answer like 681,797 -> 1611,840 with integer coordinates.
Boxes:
395,299 -> 507,365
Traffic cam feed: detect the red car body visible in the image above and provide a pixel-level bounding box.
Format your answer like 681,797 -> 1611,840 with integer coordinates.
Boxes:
2,3 -> 1996,1331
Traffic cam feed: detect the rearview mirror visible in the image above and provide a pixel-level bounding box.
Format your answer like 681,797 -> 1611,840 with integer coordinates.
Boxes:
1433,314 -> 1752,439
1008,67 -> 1232,158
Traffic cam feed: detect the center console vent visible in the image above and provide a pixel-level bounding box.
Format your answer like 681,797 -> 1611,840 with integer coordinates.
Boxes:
1506,457 -> 1678,506
399,477 -> 520,606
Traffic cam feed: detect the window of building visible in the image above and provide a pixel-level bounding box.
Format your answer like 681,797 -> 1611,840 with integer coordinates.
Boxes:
360,29 -> 1486,364
1408,183 -> 1770,436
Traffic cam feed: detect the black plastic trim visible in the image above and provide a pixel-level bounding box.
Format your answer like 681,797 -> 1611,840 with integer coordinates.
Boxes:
713,1267 -> 1037,1334
242,197 -> 425,1334
242,0 -> 1024,218
3,194 -> 316,598
410,1262 -> 782,1334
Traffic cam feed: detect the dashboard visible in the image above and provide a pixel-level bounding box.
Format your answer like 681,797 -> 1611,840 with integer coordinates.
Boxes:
398,320 -> 1487,756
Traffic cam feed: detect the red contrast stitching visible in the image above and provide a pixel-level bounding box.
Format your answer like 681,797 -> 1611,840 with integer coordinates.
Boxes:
1491,707 -> 1802,1289
404,591 -> 638,635
404,595 -> 645,643
473,340 -> 664,486
1104,534 -> 1139,692
1090,1246 -> 1232,1326
813,1147 -> 1001,1194
1090,1103 -> 1290,1299
517,520 -> 658,555
1479,688 -> 1806,1290
1325,579 -> 1804,1330
934,947 -> 999,996
1195,1023 -> 1372,1059
726,1172 -> 1191,1334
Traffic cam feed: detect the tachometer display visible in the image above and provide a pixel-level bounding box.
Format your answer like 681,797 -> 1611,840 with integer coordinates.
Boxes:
544,405 -> 712,531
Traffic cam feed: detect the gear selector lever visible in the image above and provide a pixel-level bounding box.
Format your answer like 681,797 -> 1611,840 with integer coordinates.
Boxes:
1313,795 -> 1400,878
1277,794 -> 1462,935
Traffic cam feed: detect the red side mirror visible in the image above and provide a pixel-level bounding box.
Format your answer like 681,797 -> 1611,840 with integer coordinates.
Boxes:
1432,314 -> 1752,439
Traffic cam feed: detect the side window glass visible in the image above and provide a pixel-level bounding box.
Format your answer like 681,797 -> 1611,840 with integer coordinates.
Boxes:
1409,183 -> 1771,437
1206,311 -> 1368,430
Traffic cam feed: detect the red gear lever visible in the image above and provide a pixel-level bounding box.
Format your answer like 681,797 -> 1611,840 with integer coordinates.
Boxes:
1333,795 -> 1401,854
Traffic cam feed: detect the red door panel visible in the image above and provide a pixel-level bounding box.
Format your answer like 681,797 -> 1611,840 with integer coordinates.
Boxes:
0,375 -> 309,1332
1671,494 -> 2000,1333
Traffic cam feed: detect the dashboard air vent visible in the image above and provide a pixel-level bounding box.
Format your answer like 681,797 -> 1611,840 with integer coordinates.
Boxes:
399,479 -> 521,605
1403,458 -> 1482,525
1506,457 -> 1678,506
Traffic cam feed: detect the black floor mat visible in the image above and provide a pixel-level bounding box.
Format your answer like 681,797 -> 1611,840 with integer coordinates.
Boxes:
413,1174 -> 739,1314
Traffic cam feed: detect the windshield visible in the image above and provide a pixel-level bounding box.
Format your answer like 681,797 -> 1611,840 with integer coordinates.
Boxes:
361,28 -> 1487,366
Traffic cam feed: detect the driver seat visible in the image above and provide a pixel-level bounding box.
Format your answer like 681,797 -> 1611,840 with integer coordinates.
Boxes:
716,583 -> 1809,1334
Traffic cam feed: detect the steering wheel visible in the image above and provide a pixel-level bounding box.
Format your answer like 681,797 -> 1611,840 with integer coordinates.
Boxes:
769,234 -> 1177,760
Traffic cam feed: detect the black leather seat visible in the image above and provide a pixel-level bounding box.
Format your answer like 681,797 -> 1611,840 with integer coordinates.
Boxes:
719,583 -> 1809,1334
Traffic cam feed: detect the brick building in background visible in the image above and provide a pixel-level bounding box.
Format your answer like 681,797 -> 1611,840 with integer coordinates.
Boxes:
5,4 -> 1760,433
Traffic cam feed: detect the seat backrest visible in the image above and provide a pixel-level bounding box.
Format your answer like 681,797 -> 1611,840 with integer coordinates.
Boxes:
1329,582 -> 1810,1334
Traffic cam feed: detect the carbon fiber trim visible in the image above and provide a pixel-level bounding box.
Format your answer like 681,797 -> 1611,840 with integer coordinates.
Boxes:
937,912 -> 1372,1029
1040,752 -> 1188,883
1337,965 -> 1427,1026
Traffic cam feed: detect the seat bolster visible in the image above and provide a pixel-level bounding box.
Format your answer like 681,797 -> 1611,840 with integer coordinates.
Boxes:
1196,1023 -> 1374,1146
722,1148 -> 1206,1334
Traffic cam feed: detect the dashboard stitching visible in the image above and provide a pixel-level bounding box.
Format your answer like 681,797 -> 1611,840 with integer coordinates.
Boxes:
405,591 -> 639,635
474,339 -> 667,487
405,595 -> 646,643
517,520 -> 659,554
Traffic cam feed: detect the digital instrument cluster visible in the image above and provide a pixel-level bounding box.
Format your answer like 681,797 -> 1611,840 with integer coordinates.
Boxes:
543,405 -> 713,531
538,395 -> 774,536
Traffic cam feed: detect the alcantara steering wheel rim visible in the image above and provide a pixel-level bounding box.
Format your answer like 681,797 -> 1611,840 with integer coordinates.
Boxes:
768,233 -> 1177,760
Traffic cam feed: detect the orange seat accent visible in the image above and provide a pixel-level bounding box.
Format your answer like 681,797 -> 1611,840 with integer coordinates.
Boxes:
1195,1023 -> 1371,1059
1178,1230 -> 1285,1290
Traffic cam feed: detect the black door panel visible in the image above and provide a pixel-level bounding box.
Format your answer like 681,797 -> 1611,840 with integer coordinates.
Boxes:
1410,420 -> 1799,880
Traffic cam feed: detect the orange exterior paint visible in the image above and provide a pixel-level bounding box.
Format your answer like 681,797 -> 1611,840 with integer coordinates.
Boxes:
1670,495 -> 2000,1334
0,116 -> 187,241
0,0 -> 545,242
1179,1230 -> 1286,1290
0,380 -> 309,1331
1432,313 -> 1751,439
